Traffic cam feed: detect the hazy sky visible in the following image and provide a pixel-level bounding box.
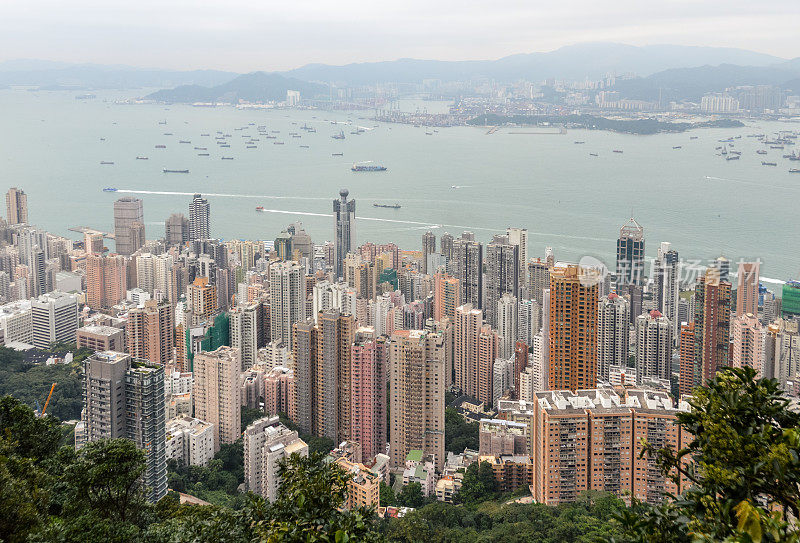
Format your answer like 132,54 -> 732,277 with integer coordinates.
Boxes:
1,1 -> 799,71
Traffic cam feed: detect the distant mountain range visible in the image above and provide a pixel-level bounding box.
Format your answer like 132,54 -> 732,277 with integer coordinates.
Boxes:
2,43 -> 799,105
281,43 -> 787,85
0,61 -> 236,90
612,62 -> 800,102
145,72 -> 327,103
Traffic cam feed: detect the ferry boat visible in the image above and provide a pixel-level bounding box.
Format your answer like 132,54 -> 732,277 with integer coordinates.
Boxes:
352,163 -> 387,172
163,169 -> 189,173
373,203 -> 401,209
103,187 -> 118,192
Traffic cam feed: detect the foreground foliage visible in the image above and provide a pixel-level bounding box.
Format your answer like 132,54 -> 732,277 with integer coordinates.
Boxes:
610,367 -> 800,543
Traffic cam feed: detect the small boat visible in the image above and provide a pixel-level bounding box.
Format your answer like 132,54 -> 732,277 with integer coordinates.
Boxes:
200,133 -> 210,136
574,141 -> 585,144
158,120 -> 167,125
103,187 -> 118,192
246,145 -> 257,148
163,169 -> 189,173
726,155 -> 740,161
100,137 -> 106,141
771,145 -> 784,149
198,153 -> 210,156
256,206 -> 264,211
100,161 -> 114,165
155,144 -> 166,149
300,145 -> 309,148
221,157 -> 234,160
332,153 -> 343,156
274,142 -> 284,145
163,132 -> 173,136
220,144 -> 230,148
790,169 -> 800,173
352,162 -> 387,172
613,149 -> 623,153
136,156 -> 148,160
730,151 -> 741,155
332,130 -> 345,140
373,203 -> 401,209
757,150 -> 768,155
589,153 -> 598,157
673,146 -> 682,149
179,140 -> 191,144
762,162 -> 777,166
690,136 -> 698,140
194,147 -> 207,150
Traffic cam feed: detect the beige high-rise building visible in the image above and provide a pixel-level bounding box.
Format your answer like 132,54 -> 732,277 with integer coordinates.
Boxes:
732,313 -> 765,376
454,303 -> 482,399
186,276 -> 217,324
597,293 -> 629,382
736,261 -> 760,317
6,187 -> 28,225
433,272 -> 460,323
344,253 -> 378,301
635,310 -> 673,383
85,253 -> 128,310
243,415 -> 308,502
269,260 -> 305,347
126,300 -> 175,365
477,325 -> 500,406
389,329 -> 445,471
313,309 -> 355,443
548,263 -> 599,391
193,346 -> 242,451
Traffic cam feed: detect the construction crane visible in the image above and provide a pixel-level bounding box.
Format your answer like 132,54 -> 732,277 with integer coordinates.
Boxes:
40,382 -> 56,418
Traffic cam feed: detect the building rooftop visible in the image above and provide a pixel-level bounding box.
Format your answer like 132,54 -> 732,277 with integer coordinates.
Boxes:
78,325 -> 123,336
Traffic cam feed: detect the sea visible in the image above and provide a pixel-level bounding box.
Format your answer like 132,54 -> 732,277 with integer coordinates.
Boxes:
0,89 -> 798,287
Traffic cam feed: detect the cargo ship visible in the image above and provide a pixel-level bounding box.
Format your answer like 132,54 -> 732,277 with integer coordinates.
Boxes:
352,162 -> 387,172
